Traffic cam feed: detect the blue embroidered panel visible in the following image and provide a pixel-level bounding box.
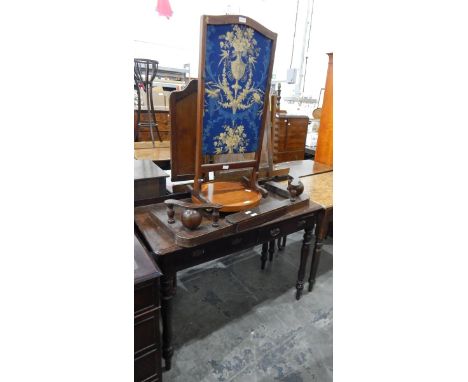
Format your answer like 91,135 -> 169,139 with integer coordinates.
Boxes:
202,23 -> 272,155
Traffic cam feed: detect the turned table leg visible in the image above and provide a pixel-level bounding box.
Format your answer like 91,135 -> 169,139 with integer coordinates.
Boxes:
161,272 -> 176,371
260,242 -> 268,270
277,235 -> 287,250
268,240 -> 275,262
296,223 -> 314,300
308,237 -> 323,292
308,209 -> 330,292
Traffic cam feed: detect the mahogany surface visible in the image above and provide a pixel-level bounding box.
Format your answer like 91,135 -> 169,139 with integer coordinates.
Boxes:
193,181 -> 262,212
169,80 -> 198,181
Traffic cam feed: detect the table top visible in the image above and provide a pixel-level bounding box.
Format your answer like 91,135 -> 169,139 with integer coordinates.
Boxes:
274,159 -> 332,178
135,197 -> 321,256
134,235 -> 162,284
134,141 -> 171,161
276,171 -> 333,210
134,160 -> 169,180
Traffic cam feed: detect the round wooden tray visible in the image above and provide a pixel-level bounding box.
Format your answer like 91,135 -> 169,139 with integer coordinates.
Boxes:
192,181 -> 262,212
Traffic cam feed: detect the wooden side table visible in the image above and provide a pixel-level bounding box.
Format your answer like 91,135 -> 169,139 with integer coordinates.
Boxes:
135,199 -> 322,370
134,235 -> 163,382
295,172 -> 333,293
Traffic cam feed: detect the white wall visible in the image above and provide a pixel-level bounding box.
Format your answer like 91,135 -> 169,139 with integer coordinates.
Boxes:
133,0 -> 333,101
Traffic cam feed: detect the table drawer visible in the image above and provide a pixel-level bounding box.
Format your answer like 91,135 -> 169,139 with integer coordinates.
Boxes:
134,280 -> 160,313
134,308 -> 160,355
174,230 -> 259,271
258,216 -> 312,242
134,348 -> 161,382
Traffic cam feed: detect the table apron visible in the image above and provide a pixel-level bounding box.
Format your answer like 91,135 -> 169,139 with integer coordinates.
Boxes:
157,213 -> 316,273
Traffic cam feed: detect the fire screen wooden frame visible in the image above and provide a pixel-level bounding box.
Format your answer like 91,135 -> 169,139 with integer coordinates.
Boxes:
193,15 -> 277,200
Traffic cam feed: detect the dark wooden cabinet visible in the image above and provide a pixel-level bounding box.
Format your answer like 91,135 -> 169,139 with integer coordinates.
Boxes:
134,110 -> 171,142
134,236 -> 162,382
273,114 -> 309,163
134,160 -> 169,201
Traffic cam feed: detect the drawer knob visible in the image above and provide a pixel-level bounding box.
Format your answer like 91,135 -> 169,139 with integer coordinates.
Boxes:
270,228 -> 281,237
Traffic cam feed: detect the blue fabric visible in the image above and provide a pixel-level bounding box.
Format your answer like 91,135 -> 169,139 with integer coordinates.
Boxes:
202,23 -> 272,155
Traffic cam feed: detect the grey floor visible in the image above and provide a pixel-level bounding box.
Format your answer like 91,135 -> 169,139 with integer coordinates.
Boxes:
164,231 -> 333,382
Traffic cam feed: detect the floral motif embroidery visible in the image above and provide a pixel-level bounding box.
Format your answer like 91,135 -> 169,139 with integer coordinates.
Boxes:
213,124 -> 249,154
205,25 -> 264,114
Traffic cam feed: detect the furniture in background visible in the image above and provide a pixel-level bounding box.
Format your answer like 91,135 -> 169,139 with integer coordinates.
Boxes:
134,58 -> 163,145
272,114 -> 309,163
314,53 -> 333,167
134,160 -> 169,202
134,110 -> 170,142
134,235 -> 163,382
191,15 -> 277,212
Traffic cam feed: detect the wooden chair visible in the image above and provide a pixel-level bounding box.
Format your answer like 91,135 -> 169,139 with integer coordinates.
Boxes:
191,15 -> 277,212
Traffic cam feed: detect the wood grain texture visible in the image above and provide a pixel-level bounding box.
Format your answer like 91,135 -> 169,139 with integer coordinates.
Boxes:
169,80 -> 198,181
314,53 -> 333,166
278,172 -> 332,209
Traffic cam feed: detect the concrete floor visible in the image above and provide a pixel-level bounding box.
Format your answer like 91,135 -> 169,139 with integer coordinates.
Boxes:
164,231 -> 333,382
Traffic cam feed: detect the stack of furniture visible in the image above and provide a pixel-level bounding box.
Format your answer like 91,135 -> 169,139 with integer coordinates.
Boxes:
272,114 -> 309,163
134,235 -> 163,382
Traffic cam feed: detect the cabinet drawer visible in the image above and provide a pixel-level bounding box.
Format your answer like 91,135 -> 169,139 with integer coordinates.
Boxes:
134,348 -> 161,382
134,280 -> 159,313
134,309 -> 160,355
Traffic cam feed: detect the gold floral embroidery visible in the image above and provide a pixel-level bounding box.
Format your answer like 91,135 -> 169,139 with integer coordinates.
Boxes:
213,124 -> 249,154
206,25 -> 264,114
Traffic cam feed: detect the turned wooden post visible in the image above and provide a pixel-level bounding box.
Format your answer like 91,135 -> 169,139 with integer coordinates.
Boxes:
260,242 -> 268,270
296,220 -> 314,300
160,272 -> 176,371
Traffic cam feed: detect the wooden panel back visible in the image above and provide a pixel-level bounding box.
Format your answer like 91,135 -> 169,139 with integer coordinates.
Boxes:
169,80 -> 198,181
314,53 -> 333,166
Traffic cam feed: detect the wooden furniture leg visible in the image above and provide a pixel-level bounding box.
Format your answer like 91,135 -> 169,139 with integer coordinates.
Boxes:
277,235 -> 287,250
295,222 -> 314,300
260,242 -> 268,270
160,272 -> 176,371
308,237 -> 323,292
308,209 -> 331,292
268,240 -> 275,262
